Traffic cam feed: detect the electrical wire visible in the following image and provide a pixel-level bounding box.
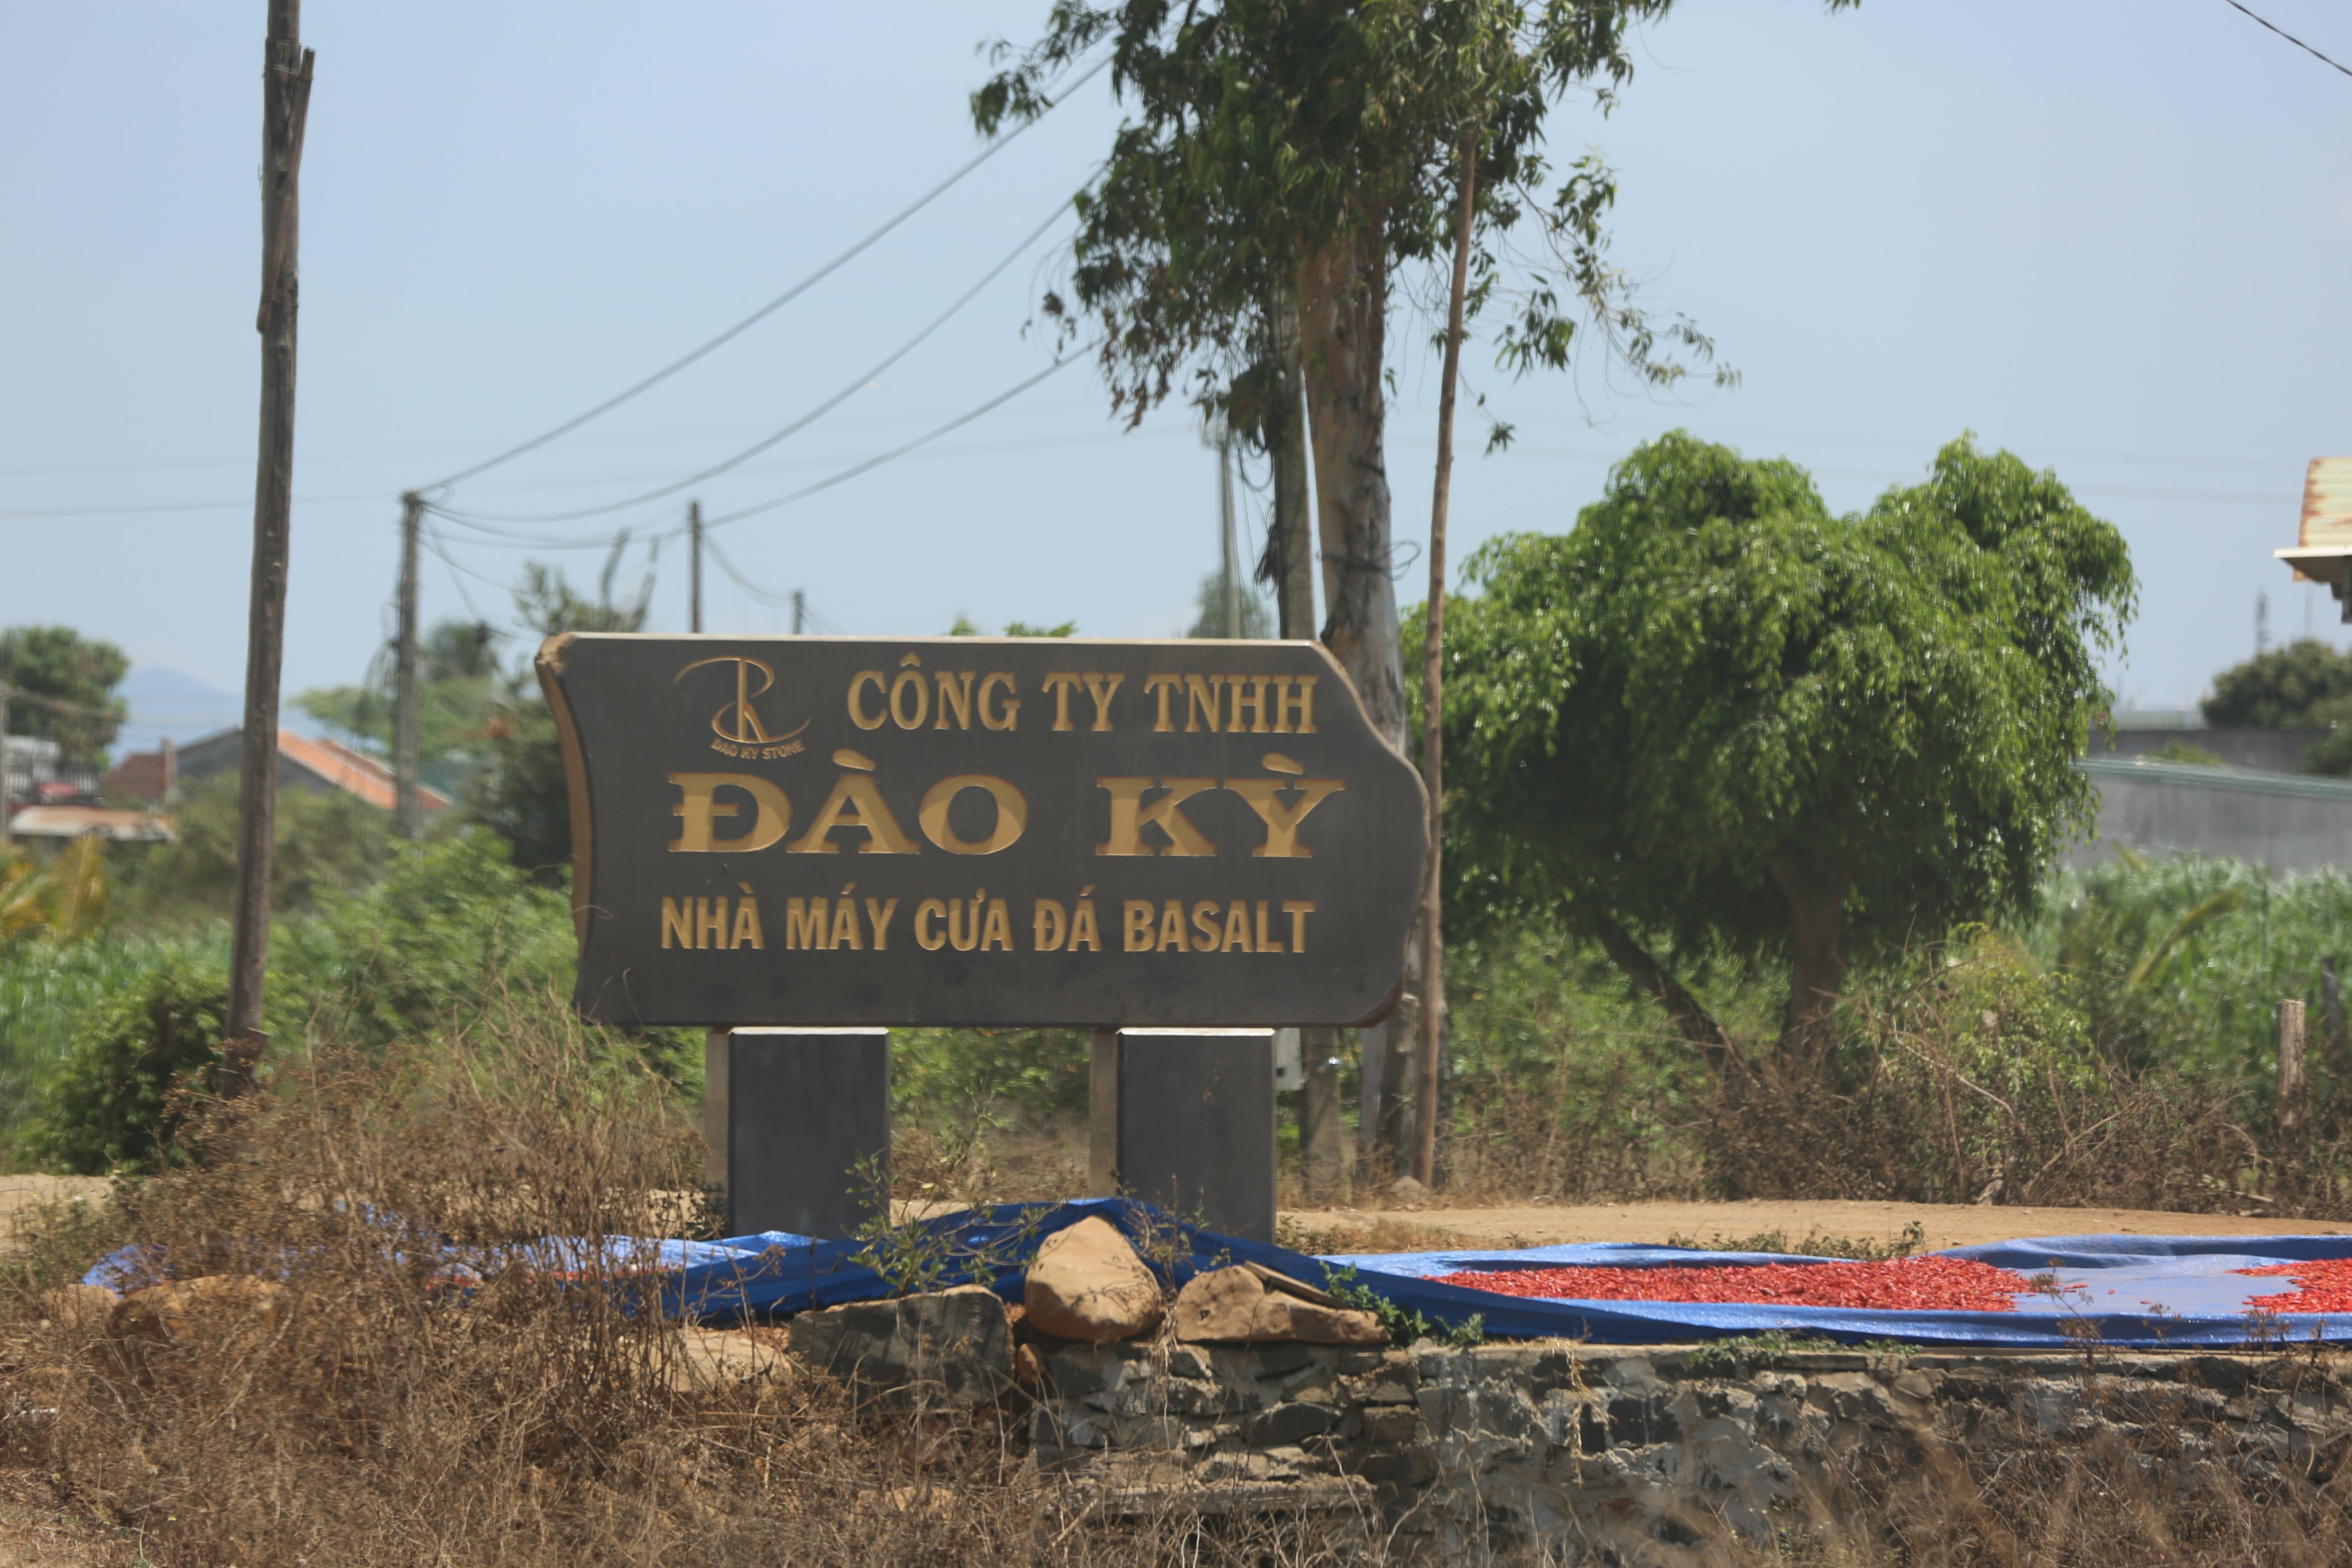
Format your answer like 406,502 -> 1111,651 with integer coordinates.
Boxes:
431,202 -> 1074,528
704,356 -> 1080,529
2221,0 -> 2352,78
419,53 -> 1111,493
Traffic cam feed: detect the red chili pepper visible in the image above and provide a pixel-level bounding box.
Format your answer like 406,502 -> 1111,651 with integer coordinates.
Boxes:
1432,1256 -> 2039,1313
2235,1258 -> 2352,1312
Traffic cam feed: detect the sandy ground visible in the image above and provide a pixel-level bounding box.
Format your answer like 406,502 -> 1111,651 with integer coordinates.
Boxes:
1280,1198 -> 2352,1254
0,1175 -> 107,1237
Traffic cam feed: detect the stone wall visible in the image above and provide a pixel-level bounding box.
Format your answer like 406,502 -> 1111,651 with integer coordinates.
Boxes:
1024,1335 -> 2352,1562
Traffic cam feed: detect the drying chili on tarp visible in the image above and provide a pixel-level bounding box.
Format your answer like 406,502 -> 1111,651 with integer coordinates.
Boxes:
1431,1256 -> 2041,1312
2237,1258 -> 2352,1313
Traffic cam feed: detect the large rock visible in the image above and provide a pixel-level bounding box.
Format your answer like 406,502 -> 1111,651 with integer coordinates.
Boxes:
1024,1217 -> 1164,1344
1174,1265 -> 1385,1346
111,1275 -> 287,1347
788,1284 -> 1013,1405
669,1326 -> 795,1393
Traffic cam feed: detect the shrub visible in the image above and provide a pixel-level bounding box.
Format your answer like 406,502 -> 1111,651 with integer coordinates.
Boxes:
29,949 -> 227,1174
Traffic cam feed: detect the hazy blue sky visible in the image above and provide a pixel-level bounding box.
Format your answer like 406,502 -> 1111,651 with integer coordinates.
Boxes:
5,1 -> 2350,746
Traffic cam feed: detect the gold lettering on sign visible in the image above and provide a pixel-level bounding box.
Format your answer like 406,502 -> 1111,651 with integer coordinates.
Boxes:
733,898 -> 765,949
1283,899 -> 1316,953
1070,898 -> 1103,952
670,773 -> 791,853
915,899 -> 947,951
978,673 -> 1019,730
1255,900 -> 1280,952
1042,672 -> 1080,732
917,775 -> 1028,855
865,897 -> 898,949
848,671 -> 886,730
1222,776 -> 1345,858
786,898 -> 829,949
1082,672 -> 1124,731
1144,674 -> 1180,732
889,670 -> 929,731
662,898 -> 693,949
1157,900 -> 1187,952
1123,900 -> 1153,952
1230,677 -> 1268,733
948,897 -> 980,952
829,898 -> 863,950
1222,901 -> 1252,952
933,670 -> 975,730
980,898 -> 1013,951
1094,778 -> 1217,856
1034,899 -> 1067,951
1191,900 -> 1222,951
788,773 -> 919,854
1274,676 -> 1318,734
698,897 -> 730,950
677,655 -> 808,747
1184,674 -> 1223,733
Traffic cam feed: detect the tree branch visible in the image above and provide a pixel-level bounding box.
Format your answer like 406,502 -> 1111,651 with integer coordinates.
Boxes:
1581,907 -> 1732,1068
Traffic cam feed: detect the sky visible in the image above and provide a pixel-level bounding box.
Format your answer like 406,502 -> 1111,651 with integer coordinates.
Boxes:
5,0 -> 2351,751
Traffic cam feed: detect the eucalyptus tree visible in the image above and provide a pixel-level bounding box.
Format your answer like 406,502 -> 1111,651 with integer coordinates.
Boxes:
1440,433 -> 2136,1073
973,0 -> 1741,747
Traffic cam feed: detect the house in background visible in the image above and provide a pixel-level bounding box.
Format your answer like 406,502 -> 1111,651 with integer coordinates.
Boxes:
167,728 -> 452,816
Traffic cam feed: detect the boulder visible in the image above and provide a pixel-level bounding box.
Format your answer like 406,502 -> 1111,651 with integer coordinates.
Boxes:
669,1326 -> 794,1393
1023,1217 -> 1164,1344
1174,1266 -> 1385,1346
40,1283 -> 118,1331
789,1284 -> 1013,1405
1389,1175 -> 1427,1203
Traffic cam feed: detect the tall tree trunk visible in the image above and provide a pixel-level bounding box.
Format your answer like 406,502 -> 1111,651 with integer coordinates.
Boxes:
1585,910 -> 1732,1069
1772,851 -> 1850,1072
1296,219 -> 1405,751
1264,285 -> 1346,1199
1297,215 -> 1415,1178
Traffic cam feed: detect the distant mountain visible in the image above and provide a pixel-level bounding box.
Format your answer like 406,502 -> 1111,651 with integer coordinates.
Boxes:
113,665 -> 327,759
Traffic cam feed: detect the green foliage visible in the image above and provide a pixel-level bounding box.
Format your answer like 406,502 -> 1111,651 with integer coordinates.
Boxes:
893,1028 -> 1091,1122
296,617 -> 500,778
0,624 -> 128,763
1321,1265 -> 1484,1347
30,949 -> 227,1174
1683,1331 -> 1843,1374
1662,1222 -> 1926,1262
947,616 -> 1078,637
2202,638 -> 2352,729
0,838 -> 109,951
0,933 -> 202,1163
469,564 -> 647,879
110,775 -> 387,928
2147,738 -> 2225,767
974,0 -> 1731,430
1185,570 -> 1273,639
1440,432 -> 2135,1026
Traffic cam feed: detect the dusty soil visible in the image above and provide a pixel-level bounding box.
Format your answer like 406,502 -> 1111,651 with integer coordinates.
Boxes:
0,1474 -> 130,1568
1280,1198 -> 2352,1254
0,1176 -> 107,1239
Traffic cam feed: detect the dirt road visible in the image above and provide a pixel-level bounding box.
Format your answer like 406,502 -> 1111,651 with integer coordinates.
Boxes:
1281,1198 -> 2352,1254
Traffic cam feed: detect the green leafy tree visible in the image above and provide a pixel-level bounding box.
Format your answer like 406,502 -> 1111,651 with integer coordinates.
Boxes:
0,626 -> 129,764
1439,432 -> 2134,1069
974,1 -> 1781,745
296,618 -> 500,775
471,565 -> 647,879
947,616 -> 1078,636
2200,639 -> 2352,729
1185,570 -> 1274,638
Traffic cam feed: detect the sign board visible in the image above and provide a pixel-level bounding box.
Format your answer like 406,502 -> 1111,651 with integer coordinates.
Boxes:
538,634 -> 1427,1028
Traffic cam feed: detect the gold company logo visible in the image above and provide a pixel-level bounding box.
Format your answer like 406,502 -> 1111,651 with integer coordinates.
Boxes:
677,655 -> 810,759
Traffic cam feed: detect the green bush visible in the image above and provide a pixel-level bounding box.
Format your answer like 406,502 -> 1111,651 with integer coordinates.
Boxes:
31,949 -> 227,1174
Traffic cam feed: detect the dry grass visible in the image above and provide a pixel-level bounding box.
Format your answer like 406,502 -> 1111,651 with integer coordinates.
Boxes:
0,1011 -> 1390,1568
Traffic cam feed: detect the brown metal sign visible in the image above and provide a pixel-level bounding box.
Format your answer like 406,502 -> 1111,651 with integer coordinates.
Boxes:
538,634 -> 1427,1028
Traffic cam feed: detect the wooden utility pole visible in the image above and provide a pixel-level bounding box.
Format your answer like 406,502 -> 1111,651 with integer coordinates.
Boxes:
222,0 -> 315,1098
689,500 -> 704,634
791,589 -> 805,635
0,678 -> 12,847
2277,997 -> 2309,1159
1411,133 -> 1477,1189
392,491 -> 423,839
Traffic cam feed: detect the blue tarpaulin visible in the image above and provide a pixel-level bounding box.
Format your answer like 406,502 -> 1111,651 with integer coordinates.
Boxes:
84,1200 -> 2352,1350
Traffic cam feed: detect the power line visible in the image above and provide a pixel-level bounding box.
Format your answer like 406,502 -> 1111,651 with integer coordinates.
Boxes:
2221,0 -> 2352,78
705,356 -> 1081,528
420,53 -> 1110,493
432,202 -> 1073,530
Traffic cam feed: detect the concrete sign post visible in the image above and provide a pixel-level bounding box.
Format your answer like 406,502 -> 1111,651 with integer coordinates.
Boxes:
1095,1028 -> 1277,1241
538,635 -> 1428,1028
720,1027 -> 890,1239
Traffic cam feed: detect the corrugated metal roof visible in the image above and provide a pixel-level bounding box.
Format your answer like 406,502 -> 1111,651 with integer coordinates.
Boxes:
2303,457 -> 2352,549
7,805 -> 173,841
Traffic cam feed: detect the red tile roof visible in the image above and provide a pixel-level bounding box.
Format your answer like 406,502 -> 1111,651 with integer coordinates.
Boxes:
275,731 -> 451,813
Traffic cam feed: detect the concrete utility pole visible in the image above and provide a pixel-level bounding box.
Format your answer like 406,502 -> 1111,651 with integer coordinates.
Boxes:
393,490 -> 422,840
689,500 -> 704,634
223,0 -> 315,1098
1219,429 -> 1241,638
791,589 -> 805,636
